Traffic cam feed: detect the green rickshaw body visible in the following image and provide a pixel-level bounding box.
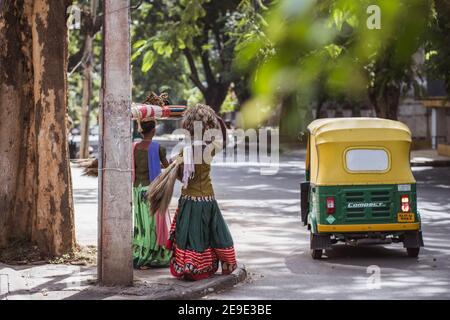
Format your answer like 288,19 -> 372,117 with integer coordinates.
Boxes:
301,118 -> 424,259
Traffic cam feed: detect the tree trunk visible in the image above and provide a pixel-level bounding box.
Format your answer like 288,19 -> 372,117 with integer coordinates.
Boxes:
384,86 -> 400,120
182,48 -> 231,113
234,75 -> 251,109
79,0 -> 98,159
279,94 -> 303,143
204,82 -> 230,113
79,40 -> 93,159
369,85 -> 401,120
0,0 -> 76,256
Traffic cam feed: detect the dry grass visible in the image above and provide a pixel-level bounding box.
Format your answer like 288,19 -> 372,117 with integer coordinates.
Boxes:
147,155 -> 183,215
0,241 -> 97,266
72,158 -> 99,177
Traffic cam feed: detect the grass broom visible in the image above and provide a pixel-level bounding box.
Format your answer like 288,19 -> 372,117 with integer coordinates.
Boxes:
147,155 -> 183,215
74,158 -> 99,177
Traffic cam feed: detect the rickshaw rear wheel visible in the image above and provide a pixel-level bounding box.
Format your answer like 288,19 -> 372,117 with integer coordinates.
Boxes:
406,247 -> 420,258
311,249 -> 323,259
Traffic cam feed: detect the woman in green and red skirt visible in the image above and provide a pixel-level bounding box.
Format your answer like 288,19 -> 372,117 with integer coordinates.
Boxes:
132,119 -> 173,268
166,104 -> 237,280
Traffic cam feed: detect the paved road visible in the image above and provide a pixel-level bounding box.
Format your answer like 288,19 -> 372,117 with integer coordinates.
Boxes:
206,155 -> 450,300
72,150 -> 450,300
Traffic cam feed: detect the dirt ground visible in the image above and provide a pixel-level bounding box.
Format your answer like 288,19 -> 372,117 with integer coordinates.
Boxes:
0,242 -> 97,267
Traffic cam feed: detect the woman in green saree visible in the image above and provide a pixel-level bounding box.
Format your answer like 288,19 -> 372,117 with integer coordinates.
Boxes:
132,119 -> 172,268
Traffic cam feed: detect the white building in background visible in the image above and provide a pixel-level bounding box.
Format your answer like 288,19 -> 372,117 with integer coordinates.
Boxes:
420,79 -> 450,155
314,80 -> 450,154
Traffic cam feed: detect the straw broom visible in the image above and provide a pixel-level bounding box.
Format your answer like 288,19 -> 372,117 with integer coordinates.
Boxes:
75,158 -> 99,177
76,153 -> 182,216
147,154 -> 183,216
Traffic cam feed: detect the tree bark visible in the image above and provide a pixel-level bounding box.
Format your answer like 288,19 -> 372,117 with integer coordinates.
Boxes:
369,84 -> 401,120
0,0 -> 75,256
279,94 -> 303,143
204,82 -> 230,113
183,37 -> 233,113
79,40 -> 93,159
183,47 -> 230,113
233,75 -> 251,109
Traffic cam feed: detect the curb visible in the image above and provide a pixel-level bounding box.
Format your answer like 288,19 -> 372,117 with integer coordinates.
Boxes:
410,160 -> 450,167
152,267 -> 247,300
78,267 -> 247,300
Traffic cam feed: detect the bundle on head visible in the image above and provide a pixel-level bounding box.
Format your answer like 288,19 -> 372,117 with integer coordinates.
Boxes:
135,92 -> 168,133
147,155 -> 183,215
147,103 -> 227,215
182,103 -> 227,144
77,93 -> 169,179
144,92 -> 169,106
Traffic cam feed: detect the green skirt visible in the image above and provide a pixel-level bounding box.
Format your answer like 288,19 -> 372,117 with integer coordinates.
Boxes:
168,196 -> 237,280
133,185 -> 171,268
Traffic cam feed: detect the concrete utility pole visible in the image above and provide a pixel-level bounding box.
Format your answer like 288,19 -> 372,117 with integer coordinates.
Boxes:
99,0 -> 133,286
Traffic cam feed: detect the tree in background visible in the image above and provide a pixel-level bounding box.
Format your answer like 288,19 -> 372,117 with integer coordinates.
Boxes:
365,1 -> 431,120
67,0 -> 102,158
0,0 -> 76,256
239,0 -> 434,131
132,0 -> 261,112
130,2 -> 191,104
78,0 -> 99,158
425,0 -> 450,96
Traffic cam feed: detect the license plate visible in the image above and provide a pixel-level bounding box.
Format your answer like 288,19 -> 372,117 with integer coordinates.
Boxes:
397,213 -> 415,223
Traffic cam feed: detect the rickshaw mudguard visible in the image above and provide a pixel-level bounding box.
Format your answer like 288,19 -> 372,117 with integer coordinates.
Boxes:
309,214 -> 319,234
403,231 -> 424,248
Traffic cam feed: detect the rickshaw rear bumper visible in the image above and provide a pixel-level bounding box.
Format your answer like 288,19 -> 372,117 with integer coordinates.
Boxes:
313,223 -> 424,248
316,222 -> 420,233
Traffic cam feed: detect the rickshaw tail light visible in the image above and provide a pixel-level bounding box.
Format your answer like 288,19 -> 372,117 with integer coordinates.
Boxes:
401,195 -> 410,212
326,197 -> 335,214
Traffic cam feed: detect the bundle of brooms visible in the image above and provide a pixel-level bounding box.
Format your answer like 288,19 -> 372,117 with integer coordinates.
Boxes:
77,152 -> 183,215
75,158 -> 99,177
147,154 -> 183,216
77,153 -> 184,216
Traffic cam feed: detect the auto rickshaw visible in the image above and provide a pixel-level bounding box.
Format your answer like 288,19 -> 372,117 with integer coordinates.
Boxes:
300,118 -> 424,259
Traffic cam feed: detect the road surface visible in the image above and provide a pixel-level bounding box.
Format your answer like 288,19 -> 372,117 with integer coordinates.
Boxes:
72,150 -> 450,300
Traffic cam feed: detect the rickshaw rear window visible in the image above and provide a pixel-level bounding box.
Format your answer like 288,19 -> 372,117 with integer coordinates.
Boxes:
345,149 -> 389,172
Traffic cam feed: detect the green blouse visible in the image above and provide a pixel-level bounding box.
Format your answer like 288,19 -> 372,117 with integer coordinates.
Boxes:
181,162 -> 215,197
133,146 -> 166,187
181,145 -> 217,197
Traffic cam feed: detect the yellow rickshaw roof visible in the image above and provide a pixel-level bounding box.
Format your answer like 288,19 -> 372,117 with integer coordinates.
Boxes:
307,118 -> 411,143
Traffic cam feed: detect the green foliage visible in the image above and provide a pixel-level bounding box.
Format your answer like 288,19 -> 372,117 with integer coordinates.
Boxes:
220,89 -> 239,113
239,0 -> 435,126
130,1 -> 192,104
67,0 -> 102,129
141,51 -> 156,73
425,0 -> 450,96
184,87 -> 204,106
130,0 -> 209,71
130,0 -> 259,110
69,0 -> 263,124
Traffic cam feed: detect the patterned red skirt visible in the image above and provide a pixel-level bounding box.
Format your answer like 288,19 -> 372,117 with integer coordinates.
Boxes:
166,196 -> 237,281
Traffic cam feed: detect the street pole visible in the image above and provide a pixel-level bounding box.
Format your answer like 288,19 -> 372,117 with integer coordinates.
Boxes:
98,0 -> 133,286
431,107 -> 437,150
